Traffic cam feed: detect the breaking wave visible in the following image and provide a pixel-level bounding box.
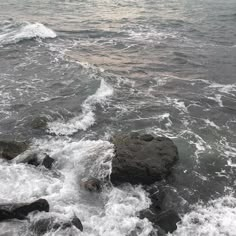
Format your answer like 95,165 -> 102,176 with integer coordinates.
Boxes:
48,79 -> 113,135
0,21 -> 56,45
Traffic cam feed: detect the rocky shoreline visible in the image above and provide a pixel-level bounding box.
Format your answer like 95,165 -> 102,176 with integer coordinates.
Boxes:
0,132 -> 181,235
111,133 -> 180,234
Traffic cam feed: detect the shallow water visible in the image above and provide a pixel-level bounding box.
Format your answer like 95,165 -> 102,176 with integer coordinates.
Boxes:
0,0 -> 236,235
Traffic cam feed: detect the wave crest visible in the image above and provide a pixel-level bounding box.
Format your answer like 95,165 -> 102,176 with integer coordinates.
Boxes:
0,22 -> 57,45
48,79 -> 114,135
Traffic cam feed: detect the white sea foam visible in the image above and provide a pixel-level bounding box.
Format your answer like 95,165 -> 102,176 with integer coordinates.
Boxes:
48,79 -> 113,135
208,83 -> 236,96
128,28 -> 178,44
179,130 -> 212,160
0,138 -> 153,235
0,162 -> 60,203
0,22 -> 56,45
156,113 -> 173,128
166,98 -> 188,113
172,195 -> 236,236
203,119 -> 220,130
153,77 -> 169,87
215,94 -> 223,107
218,137 -> 236,168
125,113 -> 172,128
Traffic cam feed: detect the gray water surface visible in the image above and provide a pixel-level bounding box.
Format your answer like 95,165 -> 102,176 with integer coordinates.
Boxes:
0,0 -> 236,235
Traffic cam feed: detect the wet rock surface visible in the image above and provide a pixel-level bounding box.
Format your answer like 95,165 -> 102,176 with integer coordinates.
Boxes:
155,210 -> 181,233
0,198 -> 83,234
22,153 -> 55,169
111,133 -> 181,234
140,207 -> 180,234
42,154 -> 55,169
0,133 -> 180,234
30,215 -> 83,235
0,140 -> 28,160
27,153 -> 40,167
139,184 -> 182,234
111,133 -> 179,185
0,199 -> 49,221
80,177 -> 102,192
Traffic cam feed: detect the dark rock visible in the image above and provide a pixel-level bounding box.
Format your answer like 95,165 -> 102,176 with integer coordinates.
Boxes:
72,215 -> 83,232
111,133 -> 178,185
80,177 -> 102,192
42,155 -> 55,169
141,184 -> 181,234
30,218 -> 54,235
140,208 -> 180,234
139,208 -> 160,223
0,140 -> 28,160
28,158 -> 40,166
155,210 -> 181,233
30,218 -> 72,235
31,116 -> 48,129
0,209 -> 15,221
26,153 -> 40,167
21,153 -> 54,169
12,199 -> 49,219
30,215 -> 83,235
145,185 -> 166,211
0,199 -> 49,222
140,134 -> 154,142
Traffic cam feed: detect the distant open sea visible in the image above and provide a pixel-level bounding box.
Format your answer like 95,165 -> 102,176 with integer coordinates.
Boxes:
0,0 -> 236,235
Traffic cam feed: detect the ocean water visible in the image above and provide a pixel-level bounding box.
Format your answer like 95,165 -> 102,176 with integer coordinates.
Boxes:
0,0 -> 235,235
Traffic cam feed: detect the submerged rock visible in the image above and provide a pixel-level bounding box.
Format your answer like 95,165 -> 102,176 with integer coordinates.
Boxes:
0,140 -> 28,160
22,153 -> 55,169
155,210 -> 181,233
31,116 -> 48,129
80,177 -> 102,192
145,185 -> 166,211
30,215 -> 83,235
140,184 -> 181,233
30,217 -> 55,235
140,208 -> 180,234
111,133 -> 178,185
25,153 -> 40,167
0,199 -> 49,221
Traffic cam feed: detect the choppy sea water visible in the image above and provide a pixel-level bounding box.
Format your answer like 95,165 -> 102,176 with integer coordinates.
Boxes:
0,0 -> 235,235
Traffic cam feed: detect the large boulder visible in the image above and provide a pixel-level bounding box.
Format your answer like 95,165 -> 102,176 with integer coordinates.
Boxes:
0,140 -> 28,160
111,133 -> 178,185
0,199 -> 49,221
